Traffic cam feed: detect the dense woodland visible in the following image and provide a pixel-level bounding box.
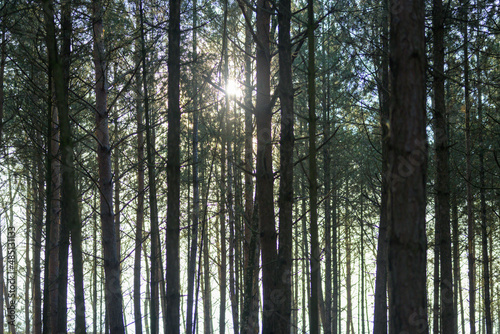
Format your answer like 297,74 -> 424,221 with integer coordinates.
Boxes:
0,0 -> 499,332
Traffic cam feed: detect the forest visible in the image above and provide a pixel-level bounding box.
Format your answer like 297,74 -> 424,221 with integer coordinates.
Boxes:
0,0 -> 499,332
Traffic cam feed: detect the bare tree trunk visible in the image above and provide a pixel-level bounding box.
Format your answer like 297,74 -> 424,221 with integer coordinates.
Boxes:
373,2 -> 389,333
388,0 -> 428,331
432,0 -> 455,330
186,0 -> 200,330
166,0 -> 182,330
33,137 -> 45,334
307,0 -> 319,332
92,0 -> 125,331
241,4 -> 259,332
277,0 -> 294,329
134,4 -> 145,332
25,178 -> 32,334
255,0 -> 279,330
460,0 -> 475,332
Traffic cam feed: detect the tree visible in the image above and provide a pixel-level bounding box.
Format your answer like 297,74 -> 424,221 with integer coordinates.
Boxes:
166,0 -> 182,331
387,0 -> 428,333
92,0 -> 125,331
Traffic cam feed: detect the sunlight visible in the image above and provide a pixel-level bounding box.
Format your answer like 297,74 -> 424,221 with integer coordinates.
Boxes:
225,79 -> 241,98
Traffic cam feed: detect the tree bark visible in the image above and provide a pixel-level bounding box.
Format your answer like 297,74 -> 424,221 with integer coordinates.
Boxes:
166,0 -> 182,330
373,2 -> 389,332
277,0 -> 294,330
432,0 -> 455,330
388,0 -> 428,332
307,0 -> 320,332
255,0 -> 278,330
92,0 -> 125,331
134,3 -> 145,333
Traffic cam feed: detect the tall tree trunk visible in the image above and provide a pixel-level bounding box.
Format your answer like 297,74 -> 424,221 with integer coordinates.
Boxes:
388,0 -> 428,331
477,43 -> 492,334
241,4 -> 259,332
134,3 -> 145,332
461,0 -> 475,332
186,0 -> 200,330
137,1 -> 161,332
166,0 -> 182,330
277,0 -> 294,330
255,0 -> 279,330
33,136 -> 45,334
92,0 -> 125,331
433,0 -> 455,330
41,1 -> 84,332
26,178 -> 32,334
373,1 -> 389,332
307,0 -> 319,332
47,88 -> 61,334
451,193 -> 461,334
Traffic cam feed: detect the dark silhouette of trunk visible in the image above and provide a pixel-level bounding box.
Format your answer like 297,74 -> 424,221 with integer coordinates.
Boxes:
26,180 -> 32,334
255,0 -> 279,330
137,1 -> 161,332
451,193 -> 461,334
388,0 -> 428,331
134,3 -> 145,333
373,2 -> 389,333
33,136 -> 44,334
432,0 -> 455,330
166,0 -> 182,330
41,1 -> 86,332
277,0 -> 294,330
241,4 -> 259,332
477,43 -> 492,334
307,0 -> 319,332
186,0 -> 200,331
460,1 -> 475,333
46,89 -> 61,334
92,0 -> 125,331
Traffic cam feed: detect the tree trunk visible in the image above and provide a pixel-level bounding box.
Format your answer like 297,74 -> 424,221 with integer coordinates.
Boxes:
373,1 -> 389,333
241,3 -> 259,332
166,0 -> 182,330
277,0 -> 294,330
134,3 -> 145,333
460,0 -> 475,332
186,0 -> 200,330
92,0 -> 125,331
432,0 -> 455,330
255,0 -> 278,330
308,0 -> 320,332
25,178 -> 32,334
388,0 -> 428,331
477,43 -> 492,334
33,138 -> 45,334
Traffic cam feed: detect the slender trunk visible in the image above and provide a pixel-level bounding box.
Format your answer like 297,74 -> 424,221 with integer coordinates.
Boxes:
134,3 -> 145,331
33,141 -> 45,334
277,0 -> 294,330
166,0 -> 182,330
41,1 -> 82,332
346,183 -> 353,334
26,178 -> 32,334
308,0 -> 319,332
477,48 -> 492,334
388,0 -> 428,331
241,4 -> 259,332
137,1 -> 160,332
93,198 -> 98,334
433,217 -> 440,334
433,0 -> 455,330
92,0 -> 125,331
461,0 -> 475,332
255,0 -> 278,330
203,169 -> 214,334
186,0 -> 200,330
373,1 -> 389,333
452,193 -> 461,334
47,90 -> 61,334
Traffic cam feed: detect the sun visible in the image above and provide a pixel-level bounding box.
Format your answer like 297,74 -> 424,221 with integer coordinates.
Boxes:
225,79 -> 241,98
